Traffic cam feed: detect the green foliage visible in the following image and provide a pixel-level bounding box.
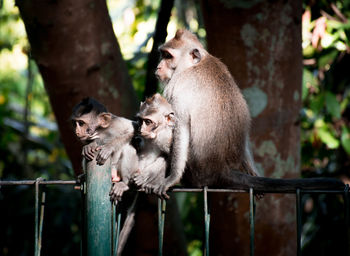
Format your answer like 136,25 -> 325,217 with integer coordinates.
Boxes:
301,1 -> 349,254
0,2 -> 79,255
301,2 -> 350,174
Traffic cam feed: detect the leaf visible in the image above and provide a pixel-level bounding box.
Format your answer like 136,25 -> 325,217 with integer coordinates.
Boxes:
325,92 -> 341,118
318,49 -> 338,69
302,69 -> 318,100
341,126 -> 350,155
317,127 -> 340,149
310,93 -> 324,114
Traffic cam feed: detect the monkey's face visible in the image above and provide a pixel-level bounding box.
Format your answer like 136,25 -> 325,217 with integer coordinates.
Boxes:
72,114 -> 99,142
156,46 -> 202,84
138,112 -> 175,140
72,112 -> 111,142
138,116 -> 158,140
156,48 -> 179,84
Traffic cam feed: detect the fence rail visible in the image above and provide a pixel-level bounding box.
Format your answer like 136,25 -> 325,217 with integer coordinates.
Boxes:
0,178 -> 349,256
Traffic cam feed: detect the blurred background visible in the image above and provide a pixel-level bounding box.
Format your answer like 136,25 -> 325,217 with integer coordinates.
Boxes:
0,0 -> 349,255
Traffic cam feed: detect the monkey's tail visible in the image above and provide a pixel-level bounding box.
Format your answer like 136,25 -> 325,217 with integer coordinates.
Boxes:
225,171 -> 345,192
117,192 -> 139,256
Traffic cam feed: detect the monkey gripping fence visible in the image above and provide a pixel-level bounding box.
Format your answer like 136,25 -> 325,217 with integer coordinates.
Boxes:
0,178 -> 349,256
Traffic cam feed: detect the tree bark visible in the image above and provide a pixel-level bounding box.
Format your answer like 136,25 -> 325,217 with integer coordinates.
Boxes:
144,0 -> 175,99
201,0 -> 302,255
17,1 -> 187,255
16,0 -> 138,174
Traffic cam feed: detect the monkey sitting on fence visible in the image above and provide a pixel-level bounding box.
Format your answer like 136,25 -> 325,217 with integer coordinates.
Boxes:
71,97 -> 139,201
109,93 -> 175,201
146,29 -> 344,197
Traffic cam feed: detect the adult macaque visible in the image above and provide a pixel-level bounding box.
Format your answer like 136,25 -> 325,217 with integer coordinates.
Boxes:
71,97 -> 138,199
152,29 -> 344,196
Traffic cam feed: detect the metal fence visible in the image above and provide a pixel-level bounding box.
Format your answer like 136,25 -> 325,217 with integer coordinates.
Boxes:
0,179 -> 348,256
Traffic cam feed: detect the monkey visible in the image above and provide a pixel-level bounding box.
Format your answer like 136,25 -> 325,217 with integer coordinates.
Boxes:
71,97 -> 138,200
108,93 -> 175,255
134,93 -> 174,194
150,29 -> 344,197
108,93 -> 175,201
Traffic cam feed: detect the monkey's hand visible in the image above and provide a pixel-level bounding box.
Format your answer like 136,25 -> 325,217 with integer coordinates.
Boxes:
133,171 -> 164,195
109,182 -> 129,204
95,145 -> 114,165
82,142 -> 98,161
153,183 -> 171,200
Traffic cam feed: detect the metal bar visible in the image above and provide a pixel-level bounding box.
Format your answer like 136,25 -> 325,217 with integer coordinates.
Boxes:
85,158 -> 112,255
249,188 -> 255,256
344,184 -> 349,255
0,180 -> 77,186
204,186 -> 210,256
115,210 -> 122,255
296,189 -> 302,256
38,188 -> 46,256
0,181 -> 345,194
172,187 -> 345,194
80,179 -> 86,256
158,198 -> 166,256
34,178 -> 42,256
112,204 -> 116,256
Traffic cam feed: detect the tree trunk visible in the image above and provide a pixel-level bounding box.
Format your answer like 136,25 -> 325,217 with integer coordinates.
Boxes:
17,1 -> 187,255
16,0 -> 138,174
201,0 -> 302,255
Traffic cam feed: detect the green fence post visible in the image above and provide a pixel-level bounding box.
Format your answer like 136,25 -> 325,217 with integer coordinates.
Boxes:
85,158 -> 112,255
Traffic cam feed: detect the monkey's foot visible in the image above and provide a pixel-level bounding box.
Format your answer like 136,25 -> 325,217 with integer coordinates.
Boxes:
111,168 -> 121,182
109,182 -> 129,203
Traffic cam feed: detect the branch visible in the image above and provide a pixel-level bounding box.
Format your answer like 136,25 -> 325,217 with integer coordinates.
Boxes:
144,0 -> 175,99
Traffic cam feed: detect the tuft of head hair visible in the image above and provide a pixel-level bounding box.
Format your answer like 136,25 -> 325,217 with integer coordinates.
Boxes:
72,97 -> 107,117
174,29 -> 200,44
139,93 -> 171,115
161,29 -> 202,50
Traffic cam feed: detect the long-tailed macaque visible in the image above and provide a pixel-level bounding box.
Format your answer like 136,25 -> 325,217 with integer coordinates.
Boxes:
108,93 -> 175,201
134,93 -> 174,196
152,29 -> 344,196
71,97 -> 138,199
108,93 -> 175,254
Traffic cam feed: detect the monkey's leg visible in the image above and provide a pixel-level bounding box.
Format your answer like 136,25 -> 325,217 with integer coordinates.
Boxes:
111,166 -> 121,182
109,182 -> 129,203
133,158 -> 166,189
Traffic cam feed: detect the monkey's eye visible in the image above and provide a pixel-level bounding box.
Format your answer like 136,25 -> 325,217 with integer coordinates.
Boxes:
162,51 -> 173,60
78,120 -> 85,127
144,119 -> 153,126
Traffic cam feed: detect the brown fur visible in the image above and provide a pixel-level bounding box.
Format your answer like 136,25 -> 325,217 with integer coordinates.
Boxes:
151,29 -> 258,197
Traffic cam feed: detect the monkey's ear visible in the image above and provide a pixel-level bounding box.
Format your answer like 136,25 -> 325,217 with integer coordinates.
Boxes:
190,49 -> 201,64
166,112 -> 175,126
99,112 -> 112,128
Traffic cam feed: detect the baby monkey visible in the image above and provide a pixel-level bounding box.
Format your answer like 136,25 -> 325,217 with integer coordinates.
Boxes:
109,93 -> 175,201
71,97 -> 138,200
136,93 -> 174,195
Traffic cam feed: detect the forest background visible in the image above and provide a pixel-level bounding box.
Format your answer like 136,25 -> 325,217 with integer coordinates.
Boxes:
0,0 -> 349,255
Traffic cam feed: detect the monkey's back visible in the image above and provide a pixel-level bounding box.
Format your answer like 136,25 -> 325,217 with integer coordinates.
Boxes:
164,54 -> 253,186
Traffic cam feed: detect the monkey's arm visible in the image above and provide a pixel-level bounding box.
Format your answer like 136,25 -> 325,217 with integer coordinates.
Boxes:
134,157 -> 167,192
153,119 -> 190,198
96,131 -> 134,165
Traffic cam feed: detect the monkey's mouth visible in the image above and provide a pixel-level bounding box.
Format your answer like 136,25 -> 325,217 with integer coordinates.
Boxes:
87,132 -> 99,140
78,132 -> 99,141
